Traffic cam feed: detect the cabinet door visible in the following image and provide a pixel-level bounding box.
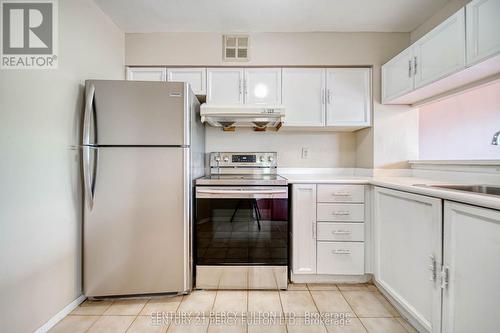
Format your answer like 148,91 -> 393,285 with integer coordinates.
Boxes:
466,0 -> 500,66
167,68 -> 206,95
413,8 -> 466,88
126,67 -> 166,81
373,187 -> 442,332
292,184 -> 317,275
442,202 -> 500,333
381,47 -> 414,103
282,68 -> 326,126
326,68 -> 371,127
206,68 -> 244,104
244,68 -> 282,105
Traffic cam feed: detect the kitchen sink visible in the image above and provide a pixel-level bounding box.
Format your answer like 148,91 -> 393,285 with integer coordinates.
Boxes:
415,184 -> 500,197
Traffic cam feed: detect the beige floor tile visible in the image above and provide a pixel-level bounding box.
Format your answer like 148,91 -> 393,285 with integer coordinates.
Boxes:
49,315 -> 99,333
359,318 -> 408,333
337,284 -> 369,291
87,315 -> 136,333
279,290 -> 318,317
365,284 -> 378,292
167,318 -> 209,333
325,317 -> 368,333
287,283 -> 308,290
140,296 -> 183,316
248,322 -> 287,333
127,315 -> 169,333
212,290 -> 248,315
208,317 -> 246,333
341,292 -> 393,318
177,290 -> 217,316
308,284 -> 339,291
248,290 -> 282,315
103,299 -> 148,316
396,317 -> 417,333
372,292 -> 400,317
71,300 -> 113,315
310,291 -> 355,317
287,317 -> 328,333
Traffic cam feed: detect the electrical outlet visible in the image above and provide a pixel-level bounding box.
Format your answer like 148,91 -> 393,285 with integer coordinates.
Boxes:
301,147 -> 309,159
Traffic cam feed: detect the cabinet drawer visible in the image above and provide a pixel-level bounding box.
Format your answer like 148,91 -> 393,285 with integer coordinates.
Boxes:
317,185 -> 364,203
317,223 -> 364,241
317,203 -> 364,222
317,242 -> 364,275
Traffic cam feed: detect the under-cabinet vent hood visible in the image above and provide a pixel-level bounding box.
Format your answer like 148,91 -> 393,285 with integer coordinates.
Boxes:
200,104 -> 285,131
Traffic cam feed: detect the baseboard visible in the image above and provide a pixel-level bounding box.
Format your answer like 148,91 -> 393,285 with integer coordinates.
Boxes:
291,273 -> 372,284
34,295 -> 86,333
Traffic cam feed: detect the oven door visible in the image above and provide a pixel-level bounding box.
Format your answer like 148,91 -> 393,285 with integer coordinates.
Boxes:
195,186 -> 289,266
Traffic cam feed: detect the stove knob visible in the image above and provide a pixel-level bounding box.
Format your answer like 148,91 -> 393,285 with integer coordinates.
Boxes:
259,156 -> 266,162
214,156 -> 221,162
223,156 -> 229,163
268,156 -> 274,162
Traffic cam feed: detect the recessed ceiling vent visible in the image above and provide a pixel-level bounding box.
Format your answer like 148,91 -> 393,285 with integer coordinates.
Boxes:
223,35 -> 249,62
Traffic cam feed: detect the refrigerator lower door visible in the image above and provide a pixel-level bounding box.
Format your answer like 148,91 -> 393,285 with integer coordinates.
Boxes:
83,147 -> 190,297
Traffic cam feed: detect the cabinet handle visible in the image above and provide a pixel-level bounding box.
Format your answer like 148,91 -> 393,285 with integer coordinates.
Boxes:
244,79 -> 248,95
413,56 -> 417,75
408,60 -> 412,78
321,89 -> 325,104
327,89 -> 332,104
428,255 -> 437,281
331,249 -> 351,255
239,79 -> 242,96
332,192 -> 351,196
440,266 -> 449,289
332,211 -> 350,216
312,222 -> 316,239
332,230 -> 351,235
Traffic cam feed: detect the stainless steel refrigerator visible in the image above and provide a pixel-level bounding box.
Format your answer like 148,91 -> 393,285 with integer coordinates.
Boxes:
82,80 -> 204,297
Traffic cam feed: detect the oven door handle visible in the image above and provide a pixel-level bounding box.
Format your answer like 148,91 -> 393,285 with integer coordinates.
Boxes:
196,188 -> 288,199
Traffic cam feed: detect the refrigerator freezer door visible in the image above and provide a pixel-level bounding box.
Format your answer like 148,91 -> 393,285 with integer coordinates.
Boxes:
85,80 -> 189,146
83,147 -> 190,297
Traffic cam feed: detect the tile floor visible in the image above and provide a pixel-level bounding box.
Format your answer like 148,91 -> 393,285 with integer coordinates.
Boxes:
50,283 -> 417,333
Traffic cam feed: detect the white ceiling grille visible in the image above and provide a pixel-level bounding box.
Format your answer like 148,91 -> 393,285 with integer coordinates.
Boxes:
223,35 -> 249,62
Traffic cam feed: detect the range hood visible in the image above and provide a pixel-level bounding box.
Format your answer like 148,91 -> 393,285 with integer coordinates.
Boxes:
200,104 -> 285,131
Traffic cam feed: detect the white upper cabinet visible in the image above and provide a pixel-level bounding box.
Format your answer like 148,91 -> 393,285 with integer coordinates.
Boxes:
244,68 -> 282,105
442,202 -> 500,333
373,188 -> 442,332
381,47 -> 414,103
326,68 -> 371,127
413,8 -> 466,88
466,0 -> 500,66
126,67 -> 166,81
206,68 -> 244,104
167,68 -> 206,95
292,184 -> 317,275
282,68 -> 326,127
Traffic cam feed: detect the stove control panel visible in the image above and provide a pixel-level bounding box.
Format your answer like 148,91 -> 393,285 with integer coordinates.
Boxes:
210,152 -> 277,168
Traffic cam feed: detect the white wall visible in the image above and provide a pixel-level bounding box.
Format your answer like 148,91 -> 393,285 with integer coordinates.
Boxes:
0,0 -> 124,332
126,32 -> 413,168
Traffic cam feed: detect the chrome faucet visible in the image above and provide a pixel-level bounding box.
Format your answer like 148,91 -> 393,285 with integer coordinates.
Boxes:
492,131 -> 500,145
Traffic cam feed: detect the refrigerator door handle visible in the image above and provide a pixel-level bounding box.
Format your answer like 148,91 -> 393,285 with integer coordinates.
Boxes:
82,146 -> 97,209
83,83 -> 95,146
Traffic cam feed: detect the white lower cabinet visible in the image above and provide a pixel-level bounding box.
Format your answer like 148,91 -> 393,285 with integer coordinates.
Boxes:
126,67 -> 166,81
442,201 -> 500,333
373,187 -> 442,332
292,183 -> 366,281
292,184 -> 317,275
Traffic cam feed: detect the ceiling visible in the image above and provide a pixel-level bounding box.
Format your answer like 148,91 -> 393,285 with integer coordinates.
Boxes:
94,0 -> 451,33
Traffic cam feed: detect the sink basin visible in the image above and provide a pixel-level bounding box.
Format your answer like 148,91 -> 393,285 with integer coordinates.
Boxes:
415,184 -> 500,197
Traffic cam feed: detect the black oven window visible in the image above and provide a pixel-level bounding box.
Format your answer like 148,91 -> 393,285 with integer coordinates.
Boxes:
196,198 -> 288,265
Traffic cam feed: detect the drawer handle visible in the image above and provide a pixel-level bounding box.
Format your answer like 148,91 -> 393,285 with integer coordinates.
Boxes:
332,211 -> 350,216
331,249 -> 351,255
332,192 -> 351,196
332,230 -> 351,235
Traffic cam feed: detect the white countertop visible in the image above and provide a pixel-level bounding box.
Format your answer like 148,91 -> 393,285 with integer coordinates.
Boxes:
281,174 -> 500,211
